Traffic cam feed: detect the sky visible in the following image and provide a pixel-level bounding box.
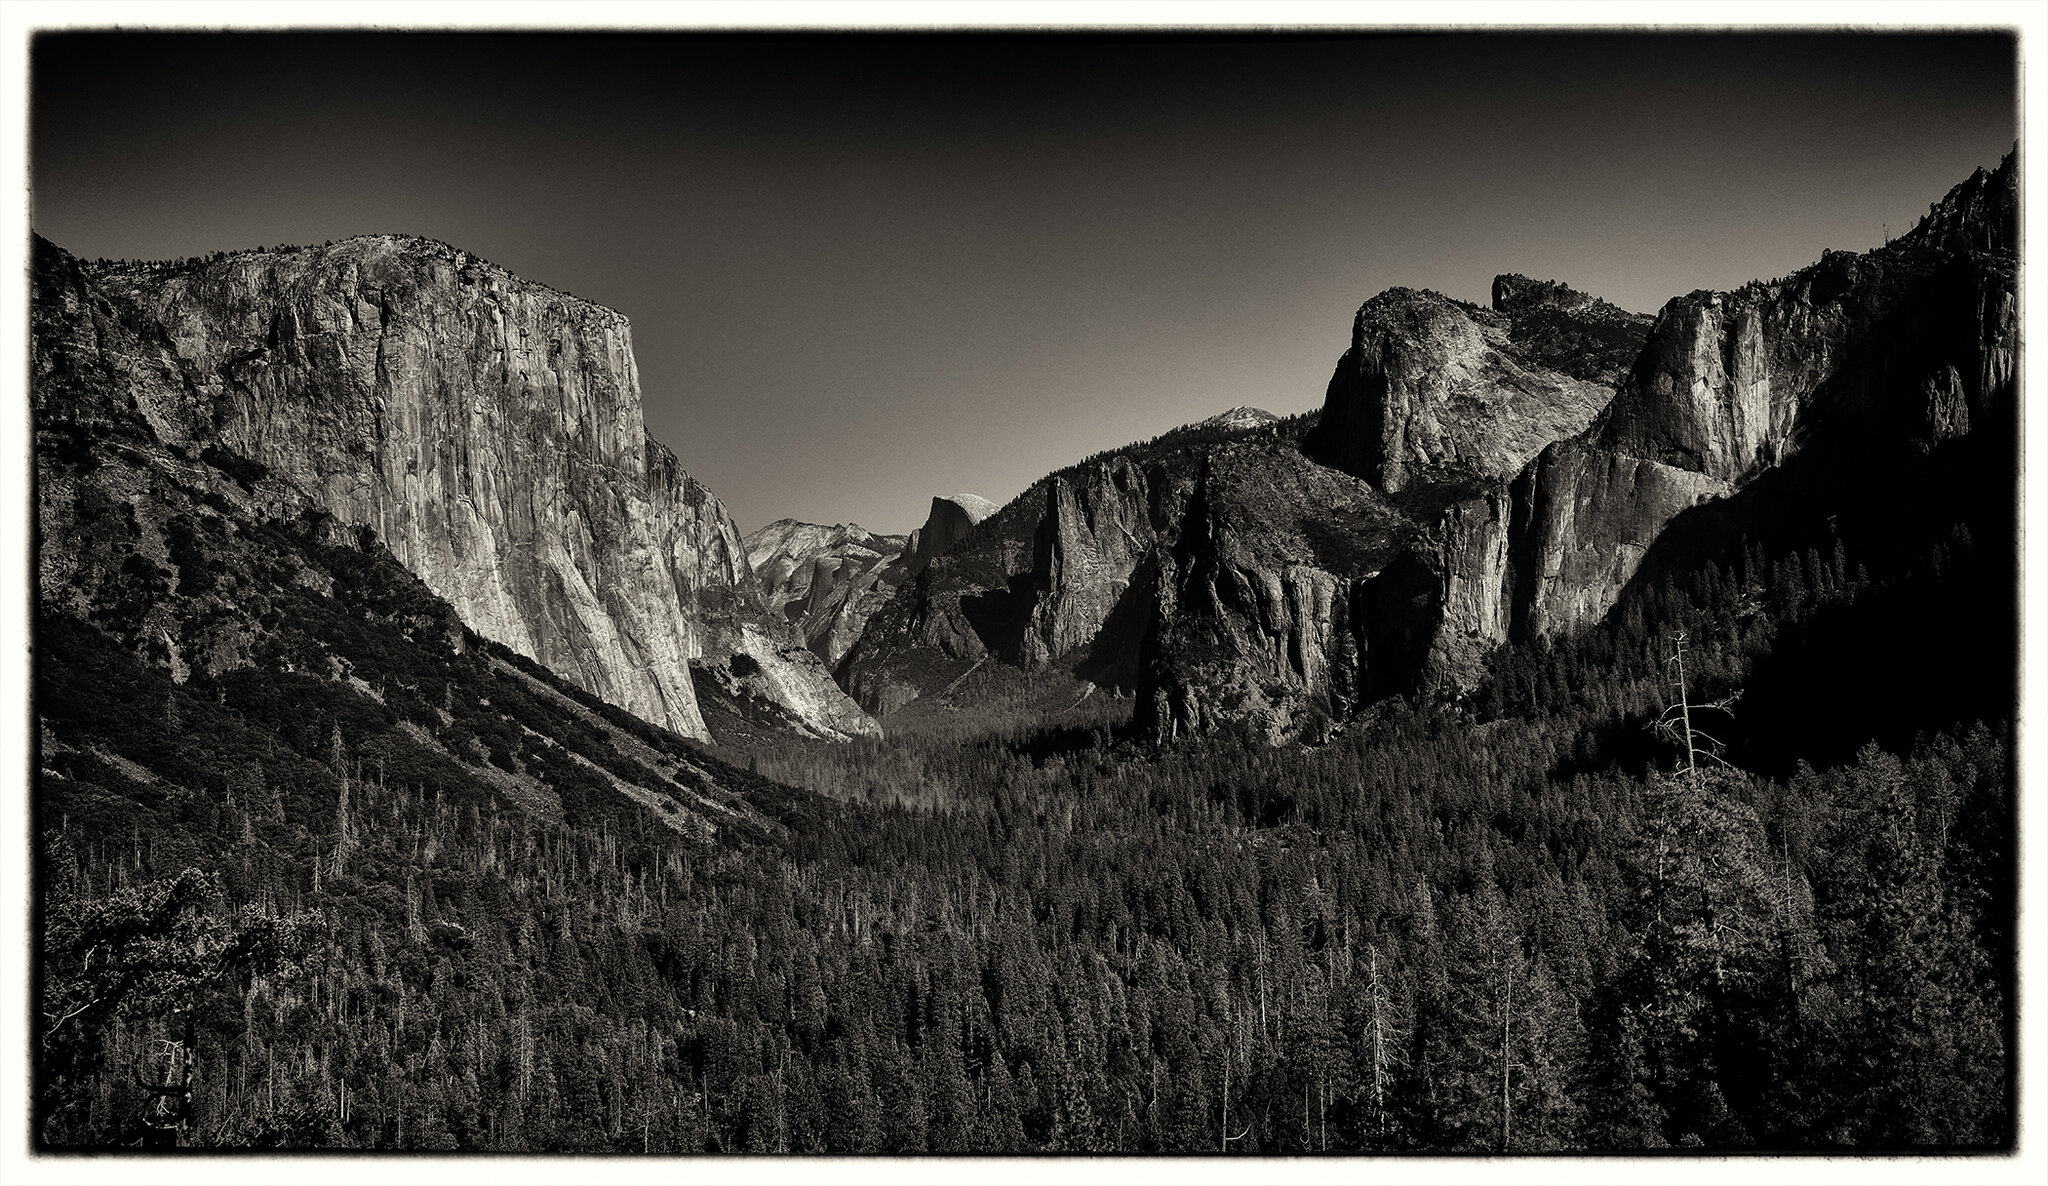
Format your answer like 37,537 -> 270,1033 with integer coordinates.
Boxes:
29,30 -> 2017,536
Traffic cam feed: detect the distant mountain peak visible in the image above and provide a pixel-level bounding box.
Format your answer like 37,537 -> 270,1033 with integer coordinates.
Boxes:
942,493 -> 999,523
743,518 -> 910,670
1198,406 -> 1281,431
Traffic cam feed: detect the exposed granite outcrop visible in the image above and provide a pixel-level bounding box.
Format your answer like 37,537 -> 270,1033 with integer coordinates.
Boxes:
1116,272 -> 1652,739
1303,282 -> 1647,492
36,233 -> 877,741
1133,444 -> 1526,742
1508,443 -> 1730,639
836,411 -> 1303,717
1140,153 -> 2016,741
745,518 -> 909,668
649,472 -> 879,741
1135,443 -> 1396,743
1023,456 -> 1172,667
795,158 -> 2016,746
904,493 -> 998,576
1514,149 -> 2019,637
1907,156 -> 2020,258
1490,274 -> 1655,384
1199,405 -> 1283,432
1414,484 -> 1517,690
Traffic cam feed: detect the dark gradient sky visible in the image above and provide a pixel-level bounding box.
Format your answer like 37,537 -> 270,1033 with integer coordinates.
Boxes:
31,32 -> 2016,535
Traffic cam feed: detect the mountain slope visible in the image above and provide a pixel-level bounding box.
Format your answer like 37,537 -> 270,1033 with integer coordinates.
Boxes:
837,409 -> 1308,718
32,394 -> 854,1147
30,162 -> 2014,1159
744,518 -> 909,668
839,277 -> 1648,742
34,233 -> 875,742
1510,150 -> 2018,641
835,153 -> 2014,745
1143,152 -> 2017,741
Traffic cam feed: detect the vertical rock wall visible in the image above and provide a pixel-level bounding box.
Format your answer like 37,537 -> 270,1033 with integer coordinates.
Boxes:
1025,457 -> 1170,666
57,234 -> 876,741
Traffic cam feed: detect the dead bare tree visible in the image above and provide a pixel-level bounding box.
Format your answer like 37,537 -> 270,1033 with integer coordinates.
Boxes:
1364,944 -> 1401,1141
135,1030 -> 195,1148
1652,630 -> 1740,784
1220,1009 -> 1252,1151
1496,958 -> 1525,1151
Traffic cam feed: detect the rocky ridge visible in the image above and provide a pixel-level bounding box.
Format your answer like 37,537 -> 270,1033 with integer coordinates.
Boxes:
1512,150 -> 2018,639
839,285 -> 1645,739
1302,282 -> 1650,493
35,233 -> 877,742
838,409 -> 1310,718
51,155 -> 2008,751
1199,406 -> 1284,432
1150,154 -> 2014,739
904,494 -> 999,576
744,518 -> 910,669
838,153 -> 2015,743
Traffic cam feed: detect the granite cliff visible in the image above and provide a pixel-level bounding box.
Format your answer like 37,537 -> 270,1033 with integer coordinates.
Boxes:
1512,151 -> 2018,639
33,233 -> 877,742
839,265 -> 1647,740
839,152 -> 2015,744
1142,153 -> 2015,740
1302,280 -> 1649,492
837,410 -> 1300,718
49,155 -> 2007,751
904,494 -> 999,576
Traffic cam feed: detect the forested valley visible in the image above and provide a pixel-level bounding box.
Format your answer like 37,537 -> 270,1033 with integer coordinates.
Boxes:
26,26 -> 2029,1166
34,406 -> 2013,1153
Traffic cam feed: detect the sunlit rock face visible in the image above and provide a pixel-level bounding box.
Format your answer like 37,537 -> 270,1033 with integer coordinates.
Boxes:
745,518 -> 910,669
903,493 -> 998,576
1303,280 -> 1647,493
1513,149 -> 2018,638
1127,442 -> 1521,744
1508,443 -> 1731,640
835,416 -> 1278,720
1141,152 -> 2018,741
42,233 -> 877,740
1024,456 -> 1171,669
1140,271 -> 1659,739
